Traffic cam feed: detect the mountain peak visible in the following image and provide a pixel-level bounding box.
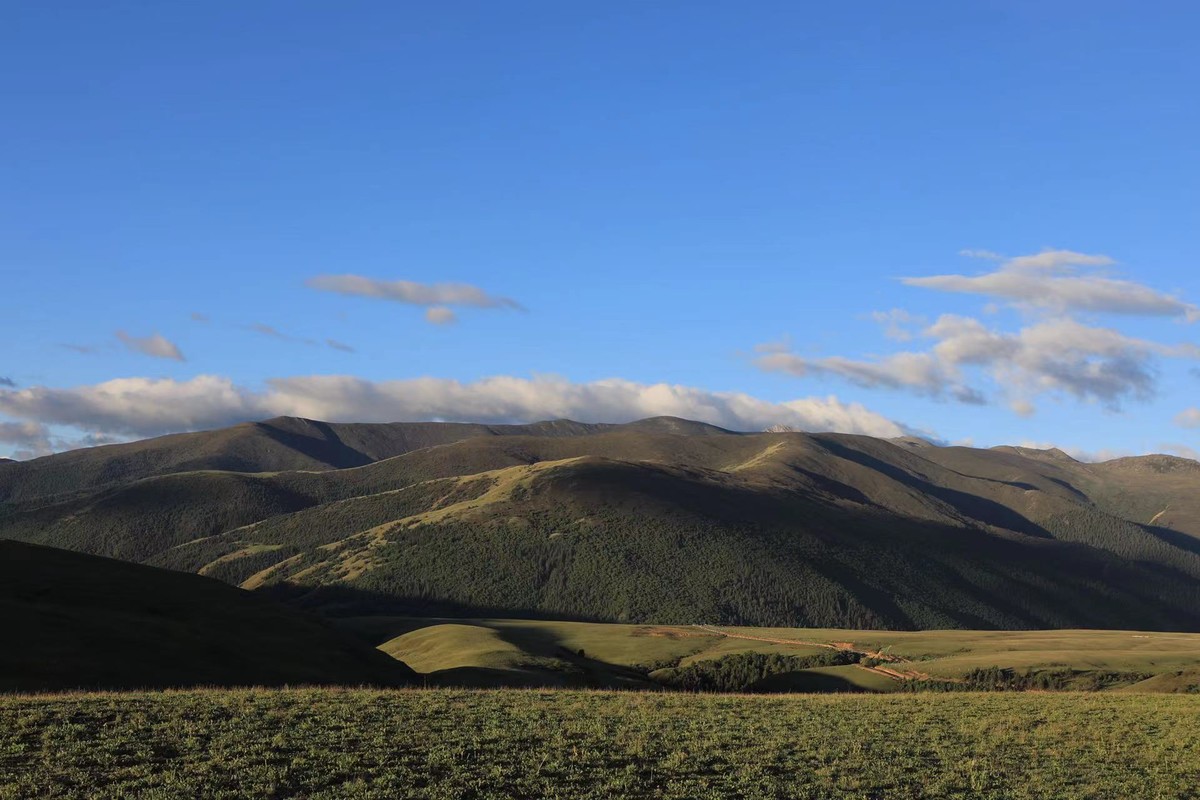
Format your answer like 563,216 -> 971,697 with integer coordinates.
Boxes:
991,445 -> 1078,463
889,435 -> 935,448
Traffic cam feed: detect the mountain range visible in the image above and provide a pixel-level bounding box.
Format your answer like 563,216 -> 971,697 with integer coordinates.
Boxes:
3,415 -> 1200,632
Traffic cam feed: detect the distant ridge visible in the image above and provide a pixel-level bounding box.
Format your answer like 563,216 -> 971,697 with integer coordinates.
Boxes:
1098,454 -> 1200,474
0,415 -> 731,504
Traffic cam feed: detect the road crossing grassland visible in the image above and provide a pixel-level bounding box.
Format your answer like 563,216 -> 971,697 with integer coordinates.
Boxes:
2,688 -> 1199,799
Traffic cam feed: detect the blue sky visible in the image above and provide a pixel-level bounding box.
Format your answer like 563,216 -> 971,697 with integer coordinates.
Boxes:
2,1 -> 1198,459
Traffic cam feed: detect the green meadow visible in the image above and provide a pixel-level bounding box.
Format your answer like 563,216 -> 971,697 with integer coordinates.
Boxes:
346,617 -> 1200,692
4,689 -> 1199,799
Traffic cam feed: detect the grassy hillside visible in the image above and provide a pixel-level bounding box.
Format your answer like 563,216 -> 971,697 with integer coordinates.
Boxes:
341,616 -> 1200,692
244,453 -> 1200,630
5,417 -> 1200,631
0,540 -> 414,692
5,689 -> 1199,798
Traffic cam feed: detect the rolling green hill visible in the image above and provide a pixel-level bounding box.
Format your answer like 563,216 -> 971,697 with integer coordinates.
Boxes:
3,417 -> 1200,631
343,616 -> 1200,693
0,540 -> 415,692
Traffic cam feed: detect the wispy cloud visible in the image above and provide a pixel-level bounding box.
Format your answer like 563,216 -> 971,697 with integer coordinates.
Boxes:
425,307 -> 457,325
115,331 -> 185,361
60,343 -> 99,355
0,373 -> 916,443
0,377 -> 14,388
190,312 -> 210,323
308,274 -> 523,324
757,347 -> 985,405
957,249 -> 1004,261
757,315 -> 1199,413
758,248 -> 1200,416
245,323 -> 353,352
1175,408 -> 1200,429
904,249 -> 1198,320
246,323 -> 314,344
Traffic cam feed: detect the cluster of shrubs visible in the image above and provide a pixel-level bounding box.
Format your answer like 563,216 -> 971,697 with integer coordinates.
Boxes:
653,650 -> 857,692
901,666 -> 1150,692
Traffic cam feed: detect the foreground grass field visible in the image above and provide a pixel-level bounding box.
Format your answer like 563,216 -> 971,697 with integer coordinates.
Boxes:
4,689 -> 1199,799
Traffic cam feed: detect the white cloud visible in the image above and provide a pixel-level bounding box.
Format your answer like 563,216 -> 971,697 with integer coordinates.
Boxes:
1009,398 -> 1036,417
756,315 -> 1199,410
1004,249 -> 1116,273
0,376 -> 251,436
308,274 -> 523,311
1175,408 -> 1200,429
757,350 -> 973,401
757,248 -> 1200,414
0,421 -> 53,458
425,307 -> 458,325
0,421 -> 117,460
326,339 -> 356,353
905,249 -> 1198,320
0,374 -> 915,443
115,331 -> 185,361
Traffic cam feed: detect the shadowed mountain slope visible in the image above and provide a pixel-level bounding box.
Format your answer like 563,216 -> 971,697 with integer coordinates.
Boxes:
0,540 -> 415,692
3,418 -> 1200,631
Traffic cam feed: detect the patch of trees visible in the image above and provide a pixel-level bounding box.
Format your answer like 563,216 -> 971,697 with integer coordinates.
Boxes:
1041,509 -> 1200,581
653,651 -> 857,692
902,666 -> 1151,692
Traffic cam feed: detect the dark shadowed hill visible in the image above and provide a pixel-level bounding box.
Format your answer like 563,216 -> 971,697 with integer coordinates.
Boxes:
0,540 -> 415,692
3,417 -> 1200,632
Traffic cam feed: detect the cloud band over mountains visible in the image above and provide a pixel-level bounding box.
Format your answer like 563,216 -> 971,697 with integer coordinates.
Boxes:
0,374 -> 912,443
